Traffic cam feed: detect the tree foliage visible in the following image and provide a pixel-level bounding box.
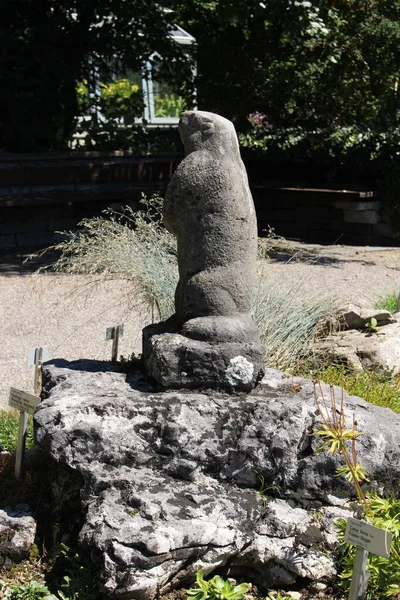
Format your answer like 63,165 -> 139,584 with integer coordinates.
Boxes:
2,0 -> 400,151
0,0 -> 192,151
168,0 -> 400,130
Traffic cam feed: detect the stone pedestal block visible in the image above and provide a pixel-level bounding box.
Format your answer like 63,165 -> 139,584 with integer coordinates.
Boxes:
143,316 -> 264,393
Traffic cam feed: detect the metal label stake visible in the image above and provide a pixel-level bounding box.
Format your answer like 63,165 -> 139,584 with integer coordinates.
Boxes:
106,325 -> 124,361
10,346 -> 48,479
9,387 -> 41,480
15,410 -> 28,481
28,346 -> 49,394
345,517 -> 392,600
348,548 -> 369,600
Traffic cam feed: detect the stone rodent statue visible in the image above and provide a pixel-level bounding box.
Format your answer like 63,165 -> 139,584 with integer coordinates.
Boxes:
164,110 -> 258,328
142,111 -> 264,393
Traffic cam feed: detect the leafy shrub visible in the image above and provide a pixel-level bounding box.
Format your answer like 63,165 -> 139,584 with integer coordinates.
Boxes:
187,570 -> 249,600
0,410 -> 35,452
239,124 -> 400,164
239,124 -> 400,228
154,92 -> 186,118
74,78 -> 145,150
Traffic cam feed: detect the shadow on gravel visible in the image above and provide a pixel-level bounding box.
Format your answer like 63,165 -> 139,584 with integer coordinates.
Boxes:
0,249 -> 60,276
267,249 -> 377,268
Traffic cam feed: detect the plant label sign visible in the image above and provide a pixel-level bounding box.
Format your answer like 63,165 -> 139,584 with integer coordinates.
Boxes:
9,387 -> 40,415
27,347 -> 49,366
345,517 -> 392,558
106,325 -> 124,341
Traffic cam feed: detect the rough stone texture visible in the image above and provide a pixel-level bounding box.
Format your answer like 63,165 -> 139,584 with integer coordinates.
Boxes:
143,318 -> 264,393
0,504 -> 37,569
313,321 -> 400,374
340,304 -> 395,330
313,303 -> 400,373
143,111 -> 264,393
34,360 -> 400,598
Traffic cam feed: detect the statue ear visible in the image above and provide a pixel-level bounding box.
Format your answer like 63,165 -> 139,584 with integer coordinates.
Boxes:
200,117 -> 215,139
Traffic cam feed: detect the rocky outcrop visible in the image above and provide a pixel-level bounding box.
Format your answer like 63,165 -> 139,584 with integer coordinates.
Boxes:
313,322 -> 400,374
34,360 -> 400,598
313,304 -> 400,374
0,504 -> 37,570
340,304 -> 395,330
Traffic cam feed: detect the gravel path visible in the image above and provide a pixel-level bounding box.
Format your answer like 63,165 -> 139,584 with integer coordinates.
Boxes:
1,244 -> 399,410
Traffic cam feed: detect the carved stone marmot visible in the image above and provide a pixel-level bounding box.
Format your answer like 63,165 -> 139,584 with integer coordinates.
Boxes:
164,110 -> 258,328
142,111 -> 264,393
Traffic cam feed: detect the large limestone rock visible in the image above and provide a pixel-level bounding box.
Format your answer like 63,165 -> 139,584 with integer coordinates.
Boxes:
143,111 -> 264,393
34,360 -> 400,599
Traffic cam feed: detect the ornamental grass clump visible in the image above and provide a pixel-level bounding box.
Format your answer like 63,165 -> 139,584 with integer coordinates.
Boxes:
36,195 -> 177,321
253,256 -> 338,369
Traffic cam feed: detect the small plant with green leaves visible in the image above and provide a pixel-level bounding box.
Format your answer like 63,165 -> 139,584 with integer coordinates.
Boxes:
313,381 -> 370,510
186,570 -> 250,600
365,317 -> 380,334
0,410 -> 35,452
55,544 -> 107,600
313,381 -> 400,598
0,580 -> 57,600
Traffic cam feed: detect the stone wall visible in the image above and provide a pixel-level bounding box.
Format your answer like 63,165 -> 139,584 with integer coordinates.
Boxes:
253,184 -> 393,245
0,153 -> 181,249
0,152 -> 396,249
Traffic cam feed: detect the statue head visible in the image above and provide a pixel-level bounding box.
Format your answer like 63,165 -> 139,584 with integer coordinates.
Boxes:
179,111 -> 240,157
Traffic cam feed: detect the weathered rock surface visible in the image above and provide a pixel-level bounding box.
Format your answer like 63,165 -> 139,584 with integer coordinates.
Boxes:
35,360 -> 400,598
163,112 -> 258,324
0,504 -> 37,569
340,304 -> 395,330
143,317 -> 264,393
313,321 -> 400,374
143,111 -> 264,392
313,302 -> 400,373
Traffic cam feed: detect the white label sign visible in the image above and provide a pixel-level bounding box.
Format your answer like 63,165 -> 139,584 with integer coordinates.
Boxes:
9,387 -> 40,415
345,517 -> 392,558
27,347 -> 49,366
106,325 -> 124,340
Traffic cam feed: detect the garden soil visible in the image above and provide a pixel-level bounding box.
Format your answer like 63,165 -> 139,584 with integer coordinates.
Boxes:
0,243 -> 399,410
